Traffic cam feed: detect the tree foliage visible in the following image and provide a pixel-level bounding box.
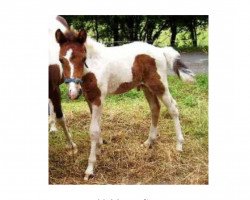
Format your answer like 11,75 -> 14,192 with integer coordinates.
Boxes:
62,15 -> 208,47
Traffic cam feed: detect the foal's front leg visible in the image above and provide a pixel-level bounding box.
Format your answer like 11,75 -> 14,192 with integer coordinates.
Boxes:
84,104 -> 102,181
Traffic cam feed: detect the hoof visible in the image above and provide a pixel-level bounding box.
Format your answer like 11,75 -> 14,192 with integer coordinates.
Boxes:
67,147 -> 78,155
103,139 -> 108,144
66,143 -> 78,155
84,173 -> 94,181
141,140 -> 152,148
49,126 -> 57,133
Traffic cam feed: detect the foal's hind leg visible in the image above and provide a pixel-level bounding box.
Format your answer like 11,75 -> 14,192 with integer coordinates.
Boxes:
142,87 -> 161,148
159,87 -> 184,151
50,86 -> 77,154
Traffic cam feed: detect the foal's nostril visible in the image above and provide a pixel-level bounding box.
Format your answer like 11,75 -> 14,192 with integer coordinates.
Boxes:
79,88 -> 82,94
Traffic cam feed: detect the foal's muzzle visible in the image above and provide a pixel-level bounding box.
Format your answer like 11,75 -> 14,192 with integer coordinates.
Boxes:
68,88 -> 82,100
65,78 -> 83,100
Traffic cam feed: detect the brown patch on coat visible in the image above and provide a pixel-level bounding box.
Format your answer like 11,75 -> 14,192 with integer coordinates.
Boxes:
82,73 -> 101,106
114,54 -> 165,96
113,82 -> 135,94
49,64 -> 63,90
49,64 -> 64,118
142,86 -> 161,127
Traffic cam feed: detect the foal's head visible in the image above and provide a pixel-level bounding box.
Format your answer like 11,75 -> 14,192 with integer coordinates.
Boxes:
55,29 -> 87,100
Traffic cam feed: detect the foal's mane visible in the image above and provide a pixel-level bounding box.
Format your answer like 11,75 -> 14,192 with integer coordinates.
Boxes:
84,37 -> 106,57
63,29 -> 80,42
86,37 -> 105,48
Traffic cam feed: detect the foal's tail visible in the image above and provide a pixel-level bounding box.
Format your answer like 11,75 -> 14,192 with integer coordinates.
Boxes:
163,47 -> 195,83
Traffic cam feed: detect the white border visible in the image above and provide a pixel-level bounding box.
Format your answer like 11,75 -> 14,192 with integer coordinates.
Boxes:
1,0 -> 250,199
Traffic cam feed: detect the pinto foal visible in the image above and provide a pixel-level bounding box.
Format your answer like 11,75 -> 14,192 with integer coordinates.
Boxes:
55,27 -> 195,180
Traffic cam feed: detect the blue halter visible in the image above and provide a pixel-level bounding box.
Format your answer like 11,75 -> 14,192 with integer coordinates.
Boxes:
64,63 -> 88,84
64,78 -> 83,84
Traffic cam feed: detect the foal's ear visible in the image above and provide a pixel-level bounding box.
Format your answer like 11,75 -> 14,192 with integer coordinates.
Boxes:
77,30 -> 87,44
55,29 -> 67,44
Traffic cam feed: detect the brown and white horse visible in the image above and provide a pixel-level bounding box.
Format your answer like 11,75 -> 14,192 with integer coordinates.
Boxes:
55,19 -> 195,180
48,16 -> 80,154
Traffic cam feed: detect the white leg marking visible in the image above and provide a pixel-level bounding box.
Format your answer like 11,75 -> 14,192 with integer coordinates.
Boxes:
57,117 -> 78,154
49,116 -> 57,133
48,99 -> 57,133
143,125 -> 158,148
64,49 -> 74,77
84,105 -> 102,181
161,90 -> 184,151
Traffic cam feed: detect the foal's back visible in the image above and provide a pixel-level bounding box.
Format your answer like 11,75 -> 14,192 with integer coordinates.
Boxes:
106,41 -> 164,61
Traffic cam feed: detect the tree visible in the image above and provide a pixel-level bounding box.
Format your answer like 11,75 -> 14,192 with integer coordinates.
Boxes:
61,15 -> 208,48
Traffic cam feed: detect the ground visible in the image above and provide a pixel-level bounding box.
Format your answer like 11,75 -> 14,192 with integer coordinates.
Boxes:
49,53 -> 208,184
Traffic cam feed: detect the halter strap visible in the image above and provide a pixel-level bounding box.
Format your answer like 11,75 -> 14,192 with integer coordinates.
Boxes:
64,78 -> 83,84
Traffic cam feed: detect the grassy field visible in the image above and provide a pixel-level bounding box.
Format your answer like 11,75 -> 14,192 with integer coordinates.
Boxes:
49,74 -> 208,184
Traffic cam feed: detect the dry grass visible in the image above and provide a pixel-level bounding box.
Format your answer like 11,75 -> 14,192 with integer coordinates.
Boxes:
49,75 -> 208,184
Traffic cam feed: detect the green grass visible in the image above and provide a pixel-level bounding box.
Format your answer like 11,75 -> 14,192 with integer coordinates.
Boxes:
50,74 -> 208,184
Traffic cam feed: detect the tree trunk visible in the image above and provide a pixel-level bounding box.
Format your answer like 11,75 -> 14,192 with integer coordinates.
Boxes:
189,18 -> 197,47
146,18 -> 154,44
133,16 -> 141,41
126,17 -> 134,42
152,19 -> 168,44
113,16 -> 119,46
94,16 -> 99,41
170,23 -> 177,47
190,27 -> 197,47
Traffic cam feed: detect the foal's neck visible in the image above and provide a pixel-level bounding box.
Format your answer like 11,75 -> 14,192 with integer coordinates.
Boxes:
85,37 -> 105,58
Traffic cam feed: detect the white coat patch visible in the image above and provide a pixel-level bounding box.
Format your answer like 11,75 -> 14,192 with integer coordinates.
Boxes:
64,49 -> 74,78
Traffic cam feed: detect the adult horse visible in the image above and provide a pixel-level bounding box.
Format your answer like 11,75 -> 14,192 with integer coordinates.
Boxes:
55,24 -> 195,180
